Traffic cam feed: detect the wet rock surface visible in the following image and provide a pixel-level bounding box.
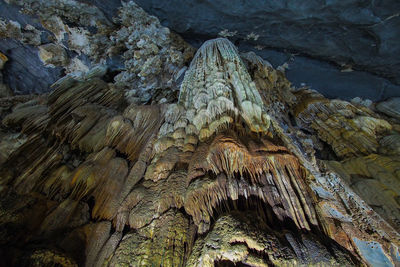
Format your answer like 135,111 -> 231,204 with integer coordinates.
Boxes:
1,1 -> 400,266
2,0 -> 400,101
134,0 -> 400,83
0,39 -> 64,94
0,35 -> 399,266
133,0 -> 400,101
239,43 -> 400,101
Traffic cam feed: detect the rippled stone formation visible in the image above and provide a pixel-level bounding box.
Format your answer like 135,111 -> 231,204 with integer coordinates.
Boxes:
0,36 -> 400,267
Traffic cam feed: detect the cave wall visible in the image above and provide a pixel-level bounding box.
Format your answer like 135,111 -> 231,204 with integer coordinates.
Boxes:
2,0 -> 400,101
134,0 -> 400,82
1,1 -> 400,266
131,0 -> 400,101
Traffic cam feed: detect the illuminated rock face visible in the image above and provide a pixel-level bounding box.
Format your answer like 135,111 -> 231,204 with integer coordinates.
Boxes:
0,37 -> 399,267
291,89 -> 400,232
179,38 -> 270,136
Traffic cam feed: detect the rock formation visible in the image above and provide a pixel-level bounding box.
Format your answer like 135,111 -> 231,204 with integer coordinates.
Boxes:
134,0 -> 400,85
134,0 -> 400,101
0,1 -> 400,267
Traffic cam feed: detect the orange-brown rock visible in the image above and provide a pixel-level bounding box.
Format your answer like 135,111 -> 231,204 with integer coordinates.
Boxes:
0,37 -> 399,267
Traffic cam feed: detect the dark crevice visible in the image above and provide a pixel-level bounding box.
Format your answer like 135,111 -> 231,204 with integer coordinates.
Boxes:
121,224 -> 131,236
208,194 -> 293,232
288,112 -> 297,127
314,139 -> 339,161
103,69 -> 122,83
173,162 -> 189,172
114,149 -> 129,161
299,127 -> 313,135
87,196 -> 95,219
214,259 -> 252,267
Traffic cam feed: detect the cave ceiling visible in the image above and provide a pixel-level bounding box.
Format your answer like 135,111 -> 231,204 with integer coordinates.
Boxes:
0,1 -> 400,267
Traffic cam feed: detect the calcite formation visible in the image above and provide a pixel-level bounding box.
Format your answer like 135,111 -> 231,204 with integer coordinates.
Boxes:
291,89 -> 400,233
0,3 -> 400,266
1,0 -> 194,100
376,97 -> 400,120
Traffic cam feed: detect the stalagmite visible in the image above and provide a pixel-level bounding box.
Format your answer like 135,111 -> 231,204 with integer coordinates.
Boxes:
0,5 -> 399,266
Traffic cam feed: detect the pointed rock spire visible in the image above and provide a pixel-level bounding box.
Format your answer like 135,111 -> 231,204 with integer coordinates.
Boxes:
179,38 -> 270,140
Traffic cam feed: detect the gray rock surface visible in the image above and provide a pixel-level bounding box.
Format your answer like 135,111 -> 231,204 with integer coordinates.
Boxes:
285,55 -> 400,101
376,97 -> 400,120
78,0 -> 122,22
1,0 -> 400,101
0,0 -> 44,29
134,0 -> 400,85
238,42 -> 400,101
0,39 -> 64,94
0,0 -> 65,94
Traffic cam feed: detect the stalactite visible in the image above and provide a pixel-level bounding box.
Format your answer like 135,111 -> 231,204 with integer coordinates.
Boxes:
106,104 -> 165,161
292,89 -> 392,158
184,132 -> 318,233
84,221 -> 112,267
187,212 -> 356,266
3,99 -> 49,135
327,155 -> 400,231
178,38 -> 270,139
0,34 -> 399,267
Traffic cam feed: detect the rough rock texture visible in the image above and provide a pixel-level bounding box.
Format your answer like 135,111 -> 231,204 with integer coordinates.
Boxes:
376,97 -> 400,120
2,0 -> 400,101
135,0 -> 400,85
291,89 -> 400,232
1,2 -> 400,267
0,0 -> 194,101
131,0 -> 400,101
0,0 -> 65,94
0,35 -> 400,266
0,39 -> 65,95
187,212 -> 354,266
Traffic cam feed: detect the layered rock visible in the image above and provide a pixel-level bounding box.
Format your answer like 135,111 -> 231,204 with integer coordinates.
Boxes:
0,3 -> 400,266
291,88 -> 400,233
0,36 -> 399,266
0,0 -> 194,101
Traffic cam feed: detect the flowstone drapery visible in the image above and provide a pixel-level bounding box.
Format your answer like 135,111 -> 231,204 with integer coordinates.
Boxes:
0,38 -> 399,266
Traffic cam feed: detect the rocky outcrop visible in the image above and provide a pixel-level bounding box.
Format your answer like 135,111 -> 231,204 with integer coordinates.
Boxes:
0,35 -> 399,266
1,1 -> 400,267
376,97 -> 400,120
131,0 -> 400,102
0,0 -> 194,101
2,0 -> 400,101
291,88 -> 400,233
135,0 -> 400,85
